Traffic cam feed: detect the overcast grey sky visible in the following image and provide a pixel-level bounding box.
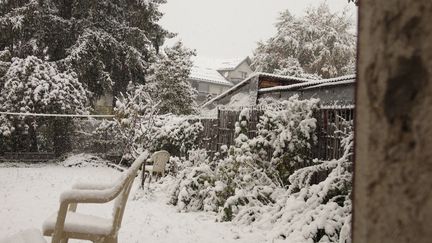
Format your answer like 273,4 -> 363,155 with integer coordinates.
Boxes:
159,0 -> 357,59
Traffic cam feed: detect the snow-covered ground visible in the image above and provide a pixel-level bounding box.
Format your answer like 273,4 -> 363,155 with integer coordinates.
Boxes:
0,162 -> 271,243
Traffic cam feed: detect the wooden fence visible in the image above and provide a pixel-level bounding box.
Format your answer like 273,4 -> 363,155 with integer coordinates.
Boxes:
195,106 -> 354,160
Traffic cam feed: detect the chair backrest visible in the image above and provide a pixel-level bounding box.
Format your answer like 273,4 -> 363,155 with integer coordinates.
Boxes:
111,152 -> 147,234
151,150 -> 170,173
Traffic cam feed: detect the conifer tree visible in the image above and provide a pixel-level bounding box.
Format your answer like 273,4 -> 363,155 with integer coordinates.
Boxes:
146,42 -> 198,115
0,0 -> 170,102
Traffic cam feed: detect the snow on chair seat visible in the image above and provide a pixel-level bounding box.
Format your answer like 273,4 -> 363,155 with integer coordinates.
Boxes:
0,228 -> 47,243
42,152 -> 148,243
43,212 -> 112,236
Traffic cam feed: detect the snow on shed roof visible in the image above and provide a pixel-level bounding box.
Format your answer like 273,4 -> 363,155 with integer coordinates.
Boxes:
301,79 -> 355,90
255,72 -> 314,83
201,72 -> 310,108
258,74 -> 356,93
189,66 -> 233,86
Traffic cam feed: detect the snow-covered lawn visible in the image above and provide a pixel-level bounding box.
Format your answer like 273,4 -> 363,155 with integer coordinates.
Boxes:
0,163 -> 270,243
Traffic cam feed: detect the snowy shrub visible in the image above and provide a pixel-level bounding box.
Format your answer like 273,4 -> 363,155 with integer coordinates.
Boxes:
167,97 -> 354,242
268,129 -> 352,242
170,162 -> 220,212
233,121 -> 354,243
216,109 -> 276,221
93,85 -> 203,163
104,84 -> 159,162
169,97 -> 319,222
0,56 -> 89,153
148,115 -> 204,157
254,96 -> 319,185
168,151 -> 224,212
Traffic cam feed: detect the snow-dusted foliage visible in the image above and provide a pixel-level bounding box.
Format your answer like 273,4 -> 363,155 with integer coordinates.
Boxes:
168,97 -> 353,242
0,56 -> 88,115
255,96 -> 319,185
148,115 -> 203,155
252,3 -> 356,79
170,97 -> 319,219
92,84 -> 202,162
146,42 -> 198,115
0,56 -> 89,152
91,84 -> 159,162
0,0 -> 170,100
249,125 -> 354,243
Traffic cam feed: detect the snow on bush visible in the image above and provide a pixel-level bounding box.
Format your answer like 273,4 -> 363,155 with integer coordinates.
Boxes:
0,56 -> 89,152
92,85 -> 203,163
0,56 -> 88,115
255,96 -> 319,185
252,124 -> 353,243
91,84 -> 159,163
147,115 -> 203,156
168,97 -> 353,242
170,97 -> 318,218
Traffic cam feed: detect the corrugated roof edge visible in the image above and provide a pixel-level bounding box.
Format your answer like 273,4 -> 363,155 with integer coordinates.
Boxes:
301,79 -> 355,90
258,74 -> 356,93
200,72 -> 312,108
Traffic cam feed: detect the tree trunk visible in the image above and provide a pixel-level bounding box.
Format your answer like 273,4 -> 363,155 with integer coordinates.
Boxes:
354,0 -> 432,242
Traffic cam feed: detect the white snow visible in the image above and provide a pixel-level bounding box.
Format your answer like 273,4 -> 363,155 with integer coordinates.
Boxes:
189,66 -> 233,86
0,163 -> 272,243
259,74 -> 356,93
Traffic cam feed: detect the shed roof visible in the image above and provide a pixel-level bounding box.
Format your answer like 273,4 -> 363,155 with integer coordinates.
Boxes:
301,79 -> 355,90
258,74 -> 356,93
201,72 -> 311,107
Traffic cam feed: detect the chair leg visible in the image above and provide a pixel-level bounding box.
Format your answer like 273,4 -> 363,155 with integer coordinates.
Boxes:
103,236 -> 118,243
141,172 -> 147,189
59,238 -> 68,243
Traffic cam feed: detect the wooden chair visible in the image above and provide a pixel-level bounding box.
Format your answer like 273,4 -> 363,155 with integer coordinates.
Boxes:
143,150 -> 170,185
42,153 -> 147,243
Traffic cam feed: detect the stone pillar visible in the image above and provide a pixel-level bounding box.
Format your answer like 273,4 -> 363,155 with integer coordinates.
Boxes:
354,1 -> 432,242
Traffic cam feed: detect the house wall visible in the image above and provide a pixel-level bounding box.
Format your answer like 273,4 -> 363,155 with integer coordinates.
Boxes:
225,61 -> 253,84
209,84 -> 230,95
189,78 -> 232,104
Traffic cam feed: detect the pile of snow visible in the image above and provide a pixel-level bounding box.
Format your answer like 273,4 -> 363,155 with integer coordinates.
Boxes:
61,153 -> 110,168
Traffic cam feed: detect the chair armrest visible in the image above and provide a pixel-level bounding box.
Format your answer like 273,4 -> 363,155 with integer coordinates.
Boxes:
72,182 -> 114,190
60,187 -> 121,204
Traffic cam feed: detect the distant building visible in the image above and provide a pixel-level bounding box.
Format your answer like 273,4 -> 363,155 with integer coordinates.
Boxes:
216,57 -> 253,84
188,57 -> 254,104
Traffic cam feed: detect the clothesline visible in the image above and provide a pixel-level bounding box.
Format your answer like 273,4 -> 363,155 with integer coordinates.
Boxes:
0,111 -> 115,118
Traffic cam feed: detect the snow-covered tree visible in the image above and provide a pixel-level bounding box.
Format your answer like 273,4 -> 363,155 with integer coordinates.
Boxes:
252,3 -> 356,79
99,84 -> 159,162
255,96 -> 319,185
0,0 -> 171,102
146,42 -> 198,115
0,56 -> 89,152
